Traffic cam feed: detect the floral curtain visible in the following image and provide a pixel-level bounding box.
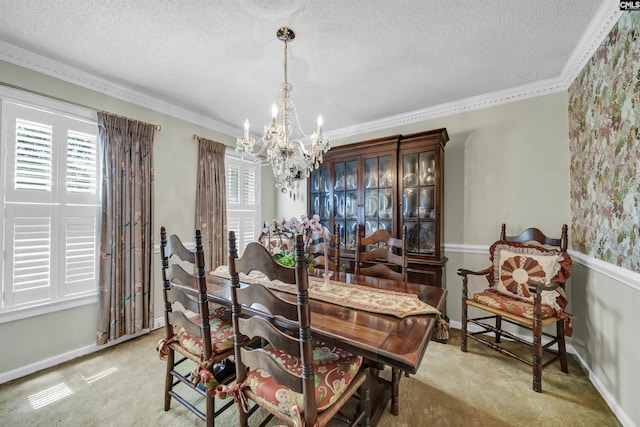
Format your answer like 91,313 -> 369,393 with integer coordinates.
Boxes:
96,113 -> 155,345
195,138 -> 227,269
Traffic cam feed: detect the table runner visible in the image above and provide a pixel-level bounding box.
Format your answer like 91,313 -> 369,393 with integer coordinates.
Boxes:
212,266 -> 439,319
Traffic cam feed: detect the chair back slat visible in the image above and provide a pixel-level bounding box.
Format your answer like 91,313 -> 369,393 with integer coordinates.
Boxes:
500,223 -> 568,251
356,224 -> 408,281
168,310 -> 202,337
235,241 -> 296,283
238,316 -> 301,357
166,233 -> 196,263
165,286 -> 200,314
236,282 -> 299,320
308,224 -> 341,273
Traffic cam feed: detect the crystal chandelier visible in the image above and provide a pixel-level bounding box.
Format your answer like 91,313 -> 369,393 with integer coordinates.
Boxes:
236,27 -> 330,192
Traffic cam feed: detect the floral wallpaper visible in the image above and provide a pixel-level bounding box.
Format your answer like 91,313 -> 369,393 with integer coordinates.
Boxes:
568,12 -> 640,273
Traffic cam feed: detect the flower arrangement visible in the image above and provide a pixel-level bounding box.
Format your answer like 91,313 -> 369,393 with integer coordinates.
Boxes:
262,214 -> 324,267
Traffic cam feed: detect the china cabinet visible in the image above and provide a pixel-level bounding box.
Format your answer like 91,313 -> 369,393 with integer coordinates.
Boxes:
308,128 -> 448,287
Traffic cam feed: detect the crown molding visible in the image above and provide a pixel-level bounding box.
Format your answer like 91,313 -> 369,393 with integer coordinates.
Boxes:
559,0 -> 623,88
0,40 -> 238,137
0,2 -> 622,140
325,76 -> 567,140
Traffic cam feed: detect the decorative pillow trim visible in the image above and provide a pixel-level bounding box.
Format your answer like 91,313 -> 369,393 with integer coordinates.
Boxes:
489,240 -> 572,284
488,240 -> 572,312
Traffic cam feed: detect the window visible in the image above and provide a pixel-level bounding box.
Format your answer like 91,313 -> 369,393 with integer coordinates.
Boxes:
1,92 -> 99,321
225,151 -> 260,256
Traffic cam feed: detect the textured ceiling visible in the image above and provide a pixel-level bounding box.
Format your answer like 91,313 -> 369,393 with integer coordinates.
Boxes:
0,0 -> 613,139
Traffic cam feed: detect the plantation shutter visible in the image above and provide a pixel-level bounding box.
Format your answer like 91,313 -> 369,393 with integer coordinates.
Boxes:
225,153 -> 260,256
3,205 -> 56,306
1,99 -> 98,310
242,167 -> 255,206
227,163 -> 240,206
15,119 -> 53,193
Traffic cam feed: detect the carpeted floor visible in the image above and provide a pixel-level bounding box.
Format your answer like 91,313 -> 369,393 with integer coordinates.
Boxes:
0,328 -> 621,426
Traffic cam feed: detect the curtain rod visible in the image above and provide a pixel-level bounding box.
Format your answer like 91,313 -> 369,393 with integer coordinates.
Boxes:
0,81 -> 162,131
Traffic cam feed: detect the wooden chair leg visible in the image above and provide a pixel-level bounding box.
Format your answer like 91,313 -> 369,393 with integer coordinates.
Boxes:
164,350 -> 174,411
495,315 -> 502,344
533,301 -> 543,393
361,373 -> 371,427
238,406 -> 248,427
461,299 -> 468,352
391,368 -> 401,416
557,320 -> 569,373
206,393 -> 214,427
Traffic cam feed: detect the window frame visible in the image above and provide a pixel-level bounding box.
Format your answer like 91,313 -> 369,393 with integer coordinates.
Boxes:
0,87 -> 100,324
225,149 -> 261,257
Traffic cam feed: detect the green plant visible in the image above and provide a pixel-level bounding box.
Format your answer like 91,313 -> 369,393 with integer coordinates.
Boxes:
272,251 -> 314,268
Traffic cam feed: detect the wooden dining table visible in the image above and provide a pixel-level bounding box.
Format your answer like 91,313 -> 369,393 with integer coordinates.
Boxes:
206,269 -> 447,426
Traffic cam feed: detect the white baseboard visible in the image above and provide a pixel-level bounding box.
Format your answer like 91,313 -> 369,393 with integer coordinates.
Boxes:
0,329 -> 150,385
446,322 -> 634,427
571,350 -> 636,427
153,317 -> 165,330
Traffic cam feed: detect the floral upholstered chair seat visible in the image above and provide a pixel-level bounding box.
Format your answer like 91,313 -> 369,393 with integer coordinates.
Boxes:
158,306 -> 234,359
175,306 -> 234,356
245,341 -> 363,420
473,289 -> 556,319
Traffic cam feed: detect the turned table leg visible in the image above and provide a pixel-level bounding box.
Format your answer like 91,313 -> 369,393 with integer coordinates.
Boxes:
391,367 -> 401,416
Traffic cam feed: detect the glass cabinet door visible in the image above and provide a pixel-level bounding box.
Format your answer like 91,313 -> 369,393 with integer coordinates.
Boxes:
402,150 -> 436,255
333,160 -> 358,250
309,164 -> 331,230
363,155 -> 393,248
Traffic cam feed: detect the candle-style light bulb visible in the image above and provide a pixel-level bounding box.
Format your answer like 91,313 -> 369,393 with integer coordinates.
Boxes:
243,119 -> 250,138
316,115 -> 323,135
271,103 -> 278,125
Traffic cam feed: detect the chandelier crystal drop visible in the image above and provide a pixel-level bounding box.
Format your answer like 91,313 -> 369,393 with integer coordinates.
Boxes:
236,27 -> 330,192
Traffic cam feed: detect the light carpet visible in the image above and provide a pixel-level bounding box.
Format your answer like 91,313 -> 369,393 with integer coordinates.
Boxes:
0,328 -> 620,426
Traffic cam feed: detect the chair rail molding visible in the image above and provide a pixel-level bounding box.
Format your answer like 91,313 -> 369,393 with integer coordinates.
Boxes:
568,250 -> 640,292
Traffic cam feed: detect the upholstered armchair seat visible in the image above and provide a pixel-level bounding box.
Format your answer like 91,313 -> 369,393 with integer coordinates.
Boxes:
472,289 -> 557,320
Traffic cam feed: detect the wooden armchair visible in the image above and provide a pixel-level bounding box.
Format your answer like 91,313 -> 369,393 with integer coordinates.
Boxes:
355,224 -> 408,281
458,223 -> 573,392
307,224 -> 341,274
157,227 -> 235,426
227,232 -> 369,426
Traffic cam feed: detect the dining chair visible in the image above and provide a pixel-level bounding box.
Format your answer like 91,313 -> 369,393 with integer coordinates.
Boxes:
157,227 -> 236,426
354,224 -> 411,413
355,224 -> 408,281
458,223 -> 573,392
226,231 -> 370,426
307,224 -> 341,274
